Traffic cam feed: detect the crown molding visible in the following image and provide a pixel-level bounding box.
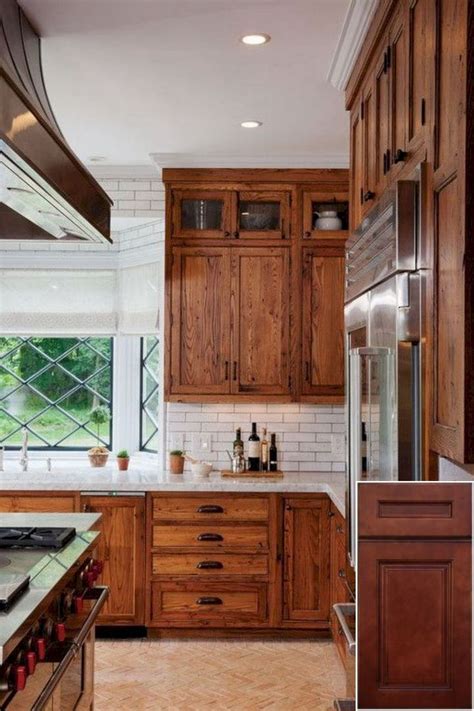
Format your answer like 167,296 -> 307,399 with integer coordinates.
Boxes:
151,152 -> 349,171
86,164 -> 160,179
327,0 -> 378,91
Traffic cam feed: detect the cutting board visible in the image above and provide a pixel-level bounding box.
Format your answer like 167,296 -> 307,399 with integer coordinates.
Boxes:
220,469 -> 284,478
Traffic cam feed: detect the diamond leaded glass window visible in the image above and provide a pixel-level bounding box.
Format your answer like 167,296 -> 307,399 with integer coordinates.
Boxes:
0,337 -> 113,449
140,336 -> 159,452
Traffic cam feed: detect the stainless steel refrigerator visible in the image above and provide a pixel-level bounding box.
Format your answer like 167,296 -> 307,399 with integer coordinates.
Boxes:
345,166 -> 427,565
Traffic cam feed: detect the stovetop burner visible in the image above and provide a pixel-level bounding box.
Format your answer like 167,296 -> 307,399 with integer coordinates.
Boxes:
0,527 -> 76,550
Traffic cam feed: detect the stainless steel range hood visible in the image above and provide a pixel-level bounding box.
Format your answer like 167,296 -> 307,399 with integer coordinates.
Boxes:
0,0 -> 112,243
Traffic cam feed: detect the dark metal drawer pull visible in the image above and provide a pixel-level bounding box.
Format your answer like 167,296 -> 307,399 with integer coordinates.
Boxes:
196,561 -> 224,569
197,533 -> 223,542
197,505 -> 224,514
196,596 -> 223,605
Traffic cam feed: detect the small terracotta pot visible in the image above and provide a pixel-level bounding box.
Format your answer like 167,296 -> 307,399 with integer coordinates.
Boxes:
88,452 -> 109,468
117,457 -> 130,471
169,454 -> 185,474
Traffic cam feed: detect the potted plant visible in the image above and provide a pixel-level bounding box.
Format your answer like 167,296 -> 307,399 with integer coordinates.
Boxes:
88,406 -> 111,468
116,449 -> 130,471
169,449 -> 185,474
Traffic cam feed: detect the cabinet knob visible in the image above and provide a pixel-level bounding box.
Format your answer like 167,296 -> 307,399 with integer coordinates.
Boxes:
394,148 -> 408,164
338,568 -> 346,578
224,231 -> 231,238
232,231 -> 239,239
363,191 -> 375,202
336,525 -> 344,534
82,503 -> 89,513
304,230 -> 311,238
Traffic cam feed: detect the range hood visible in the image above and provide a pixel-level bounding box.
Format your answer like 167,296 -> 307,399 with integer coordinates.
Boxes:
0,0 -> 112,242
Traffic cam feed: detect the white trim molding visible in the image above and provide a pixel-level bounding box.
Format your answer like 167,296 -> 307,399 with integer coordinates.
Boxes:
327,0 -> 379,92
151,152 -> 349,171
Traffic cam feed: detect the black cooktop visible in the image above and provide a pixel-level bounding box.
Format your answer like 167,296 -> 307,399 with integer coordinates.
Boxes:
0,527 -> 76,550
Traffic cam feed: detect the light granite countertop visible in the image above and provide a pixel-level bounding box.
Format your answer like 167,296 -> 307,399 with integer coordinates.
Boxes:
0,463 -> 346,516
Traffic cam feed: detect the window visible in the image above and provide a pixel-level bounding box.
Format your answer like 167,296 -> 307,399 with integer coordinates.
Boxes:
140,336 -> 159,452
0,337 -> 113,449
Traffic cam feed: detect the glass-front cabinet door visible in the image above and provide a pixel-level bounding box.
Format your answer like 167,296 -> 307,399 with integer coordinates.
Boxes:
235,191 -> 290,240
302,191 -> 349,239
172,190 -> 232,239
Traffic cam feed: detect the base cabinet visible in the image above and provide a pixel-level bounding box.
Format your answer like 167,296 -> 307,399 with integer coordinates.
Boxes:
81,495 -> 146,626
0,492 -> 79,513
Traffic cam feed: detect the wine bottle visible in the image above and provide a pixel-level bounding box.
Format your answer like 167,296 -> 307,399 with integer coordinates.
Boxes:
233,427 -> 244,457
248,422 -> 260,471
269,433 -> 278,472
261,428 -> 268,471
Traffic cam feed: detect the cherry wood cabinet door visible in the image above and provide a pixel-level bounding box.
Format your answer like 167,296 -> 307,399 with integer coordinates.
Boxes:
358,539 -> 471,709
81,495 -> 146,626
388,6 -> 408,178
283,497 -> 331,622
169,247 -> 231,396
230,247 -> 291,396
374,41 -> 391,196
407,0 -> 432,153
171,190 -> 232,239
301,247 -> 345,400
350,101 -> 364,230
361,77 -> 377,215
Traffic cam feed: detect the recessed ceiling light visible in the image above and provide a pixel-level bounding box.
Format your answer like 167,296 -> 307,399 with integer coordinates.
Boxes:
240,34 -> 271,45
241,120 -> 263,128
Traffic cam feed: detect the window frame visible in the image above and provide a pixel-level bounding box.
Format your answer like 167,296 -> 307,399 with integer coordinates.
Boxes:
0,336 -> 114,451
139,336 -> 160,454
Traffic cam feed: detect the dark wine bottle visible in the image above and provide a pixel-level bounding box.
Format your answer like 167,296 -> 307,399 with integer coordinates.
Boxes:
233,427 -> 244,457
261,428 -> 268,471
269,433 -> 278,472
361,421 -> 368,475
248,422 -> 260,471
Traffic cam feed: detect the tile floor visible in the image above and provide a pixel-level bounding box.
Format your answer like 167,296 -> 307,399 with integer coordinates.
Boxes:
94,638 -> 345,710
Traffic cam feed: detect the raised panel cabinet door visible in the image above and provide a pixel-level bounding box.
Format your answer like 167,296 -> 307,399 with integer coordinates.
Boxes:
301,247 -> 345,399
358,539 -> 472,709
350,102 -> 364,230
361,78 -> 377,214
234,190 -> 291,240
388,6 -> 408,176
374,40 -> 391,194
81,495 -> 146,625
407,0 -> 432,151
230,247 -> 290,396
169,247 -> 231,395
283,497 -> 331,621
172,190 -> 232,239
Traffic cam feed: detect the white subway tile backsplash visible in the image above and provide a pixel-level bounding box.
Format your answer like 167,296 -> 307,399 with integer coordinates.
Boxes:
166,403 -> 346,473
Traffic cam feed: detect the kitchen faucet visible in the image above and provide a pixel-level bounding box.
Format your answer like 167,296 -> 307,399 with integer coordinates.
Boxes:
19,427 -> 28,472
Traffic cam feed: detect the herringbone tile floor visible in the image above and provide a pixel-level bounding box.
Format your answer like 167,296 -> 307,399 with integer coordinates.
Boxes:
94,638 -> 346,710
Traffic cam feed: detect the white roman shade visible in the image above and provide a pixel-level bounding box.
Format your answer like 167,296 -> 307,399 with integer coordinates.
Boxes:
0,263 -> 161,336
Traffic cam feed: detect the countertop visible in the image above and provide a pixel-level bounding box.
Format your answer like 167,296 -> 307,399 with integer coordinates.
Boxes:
0,512 -> 101,529
0,464 -> 346,516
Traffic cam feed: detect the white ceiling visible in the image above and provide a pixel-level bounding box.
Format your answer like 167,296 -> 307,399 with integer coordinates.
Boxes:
20,0 -> 350,168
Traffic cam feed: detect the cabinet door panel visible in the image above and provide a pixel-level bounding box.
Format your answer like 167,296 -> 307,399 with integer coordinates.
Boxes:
350,104 -> 363,230
389,8 -> 408,174
235,191 -> 290,240
302,248 -> 345,398
375,46 -> 390,192
362,79 -> 376,214
81,495 -> 145,625
0,493 -> 78,513
283,497 -> 330,621
358,539 -> 471,709
170,247 -> 231,395
407,0 -> 430,150
172,190 -> 232,239
231,248 -> 290,395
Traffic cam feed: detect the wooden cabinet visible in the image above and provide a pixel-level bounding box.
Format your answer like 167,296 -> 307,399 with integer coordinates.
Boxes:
0,492 -> 79,512
388,6 -> 408,178
165,169 -> 348,404
283,496 -> 331,623
231,247 -> 290,396
81,495 -> 146,626
301,246 -> 345,400
406,0 -> 432,152
169,247 -> 231,396
358,483 -> 472,709
350,102 -> 364,230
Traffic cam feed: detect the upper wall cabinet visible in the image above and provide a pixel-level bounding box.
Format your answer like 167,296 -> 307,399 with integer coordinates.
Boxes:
164,169 -> 348,403
346,0 -> 474,466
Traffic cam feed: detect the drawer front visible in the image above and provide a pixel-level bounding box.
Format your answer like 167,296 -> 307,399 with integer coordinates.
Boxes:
331,611 -> 347,668
153,524 -> 268,550
358,483 -> 472,538
0,494 -> 78,513
152,495 -> 269,522
150,582 -> 267,625
152,553 -> 268,577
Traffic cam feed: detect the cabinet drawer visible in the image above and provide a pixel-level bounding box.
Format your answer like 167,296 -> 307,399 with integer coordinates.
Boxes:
150,582 -> 267,625
153,524 -> 268,550
358,483 -> 472,538
152,553 -> 268,577
152,495 -> 269,522
0,494 -> 78,513
331,611 -> 347,669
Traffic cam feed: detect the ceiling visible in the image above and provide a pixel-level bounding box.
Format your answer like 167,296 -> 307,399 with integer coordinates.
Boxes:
19,0 -> 350,169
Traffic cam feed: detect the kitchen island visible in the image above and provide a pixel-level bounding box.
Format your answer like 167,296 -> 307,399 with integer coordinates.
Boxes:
0,512 -> 107,709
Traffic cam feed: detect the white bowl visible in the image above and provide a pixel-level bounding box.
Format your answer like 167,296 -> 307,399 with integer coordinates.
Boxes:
191,461 -> 213,478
